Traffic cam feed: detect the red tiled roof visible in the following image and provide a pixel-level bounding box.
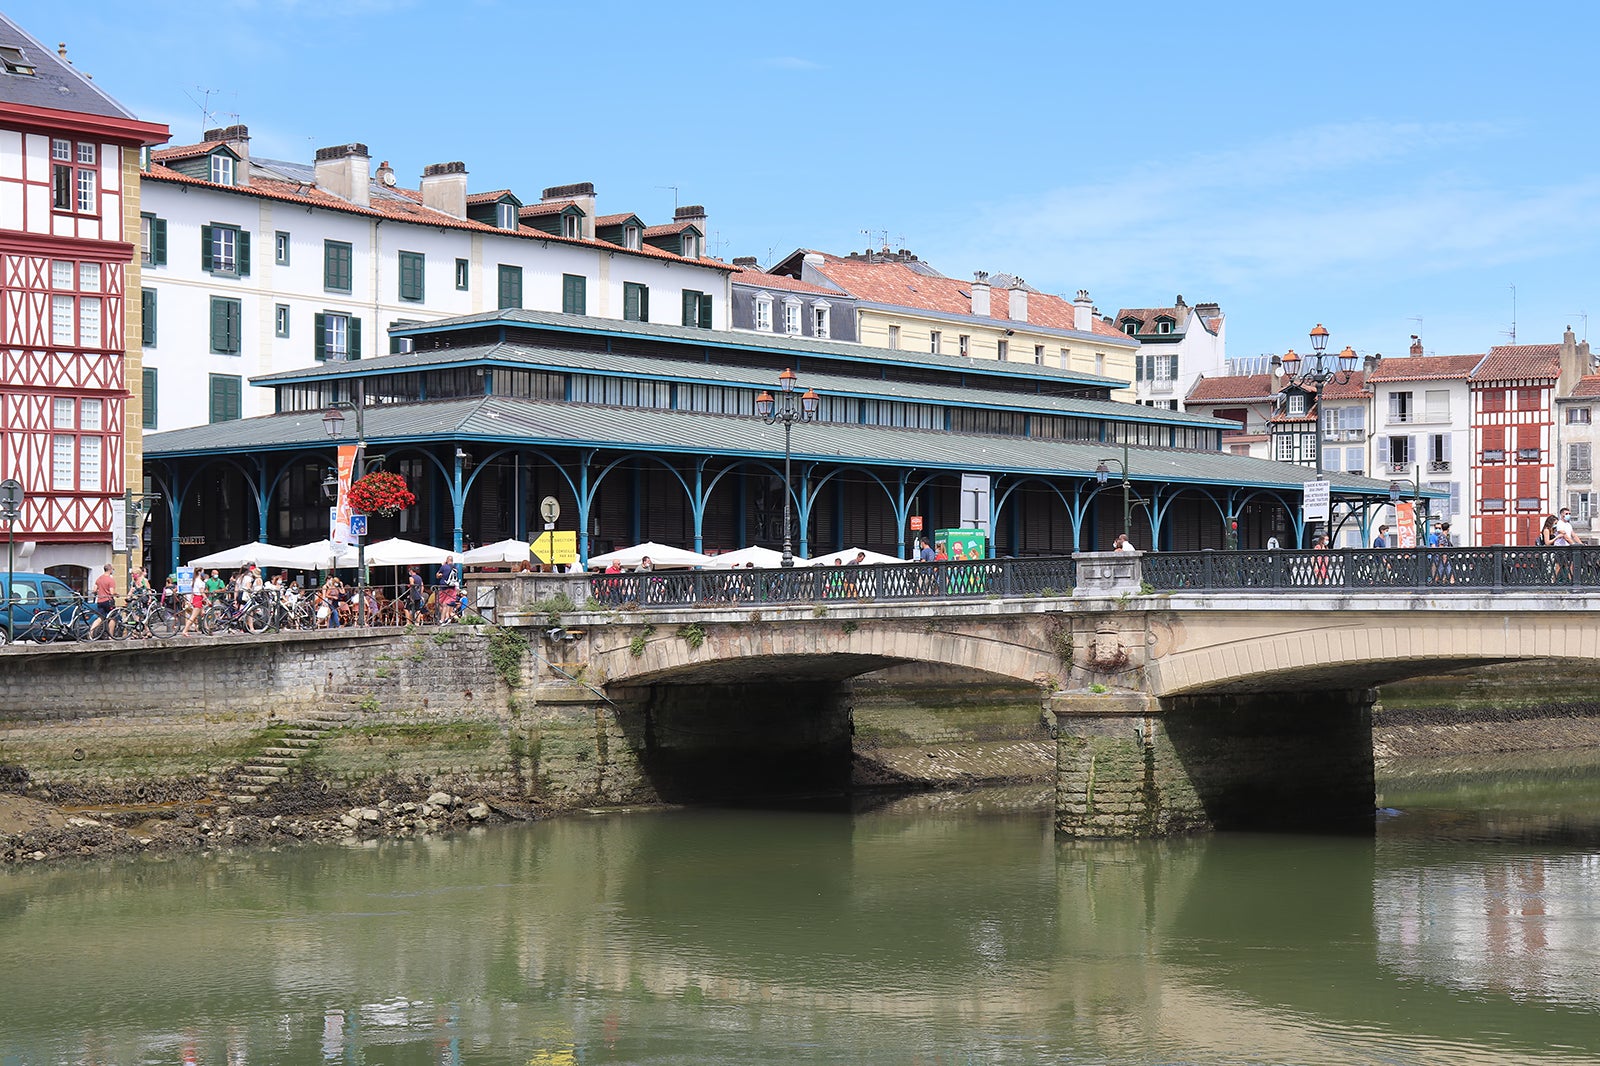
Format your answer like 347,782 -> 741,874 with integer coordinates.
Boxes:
804,254 -> 1130,341
731,267 -> 841,296
1321,371 -> 1371,400
466,189 -> 517,206
1113,304 -> 1188,333
1186,374 -> 1275,404
1568,375 -> 1600,398
519,200 -> 577,217
594,212 -> 642,227
1366,353 -> 1484,383
1472,344 -> 1562,383
152,140 -> 228,163
644,221 -> 695,236
142,165 -> 732,271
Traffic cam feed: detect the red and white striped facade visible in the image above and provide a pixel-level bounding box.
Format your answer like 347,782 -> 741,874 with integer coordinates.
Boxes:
1,87 -> 166,576
1468,346 -> 1561,547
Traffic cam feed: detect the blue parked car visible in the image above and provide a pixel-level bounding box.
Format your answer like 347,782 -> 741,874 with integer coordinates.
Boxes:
0,572 -> 82,644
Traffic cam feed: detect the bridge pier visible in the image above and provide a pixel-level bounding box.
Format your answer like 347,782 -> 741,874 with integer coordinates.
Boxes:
1052,688 -> 1378,838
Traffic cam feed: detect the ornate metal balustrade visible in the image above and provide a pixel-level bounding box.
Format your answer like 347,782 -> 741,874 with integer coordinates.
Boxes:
1141,547 -> 1600,592
587,557 -> 1078,609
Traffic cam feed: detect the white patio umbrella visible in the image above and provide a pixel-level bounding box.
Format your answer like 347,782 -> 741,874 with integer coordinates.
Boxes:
705,545 -> 810,568
282,538 -> 360,570
363,538 -> 455,567
586,541 -> 712,570
187,541 -> 303,569
829,547 -> 905,565
461,538 -> 533,566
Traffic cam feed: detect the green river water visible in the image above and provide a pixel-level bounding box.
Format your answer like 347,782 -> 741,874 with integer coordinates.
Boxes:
2,752 -> 1599,1066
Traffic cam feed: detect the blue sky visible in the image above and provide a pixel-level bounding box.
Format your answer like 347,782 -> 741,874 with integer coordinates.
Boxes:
12,0 -> 1600,365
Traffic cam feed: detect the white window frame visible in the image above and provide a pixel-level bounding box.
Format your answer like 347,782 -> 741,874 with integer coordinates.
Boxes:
51,435 -> 74,490
210,153 -> 234,185
1287,392 -> 1307,416
753,292 -> 773,332
212,225 -> 239,275
958,334 -> 970,357
324,312 -> 351,360
930,330 -> 941,355
623,224 -> 641,250
78,435 -> 101,490
561,211 -> 578,238
50,294 -> 74,345
78,262 -> 101,292
997,339 -> 1009,362
1567,406 -> 1592,425
52,398 -> 75,429
79,398 -> 102,431
888,324 -> 901,350
500,203 -> 519,231
813,301 -> 831,340
682,233 -> 701,258
78,297 -> 101,347
783,298 -> 801,335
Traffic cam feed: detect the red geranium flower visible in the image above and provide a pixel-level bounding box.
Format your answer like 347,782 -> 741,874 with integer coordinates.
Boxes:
348,470 -> 416,517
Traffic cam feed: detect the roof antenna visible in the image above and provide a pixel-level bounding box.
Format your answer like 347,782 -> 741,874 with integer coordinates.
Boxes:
184,86 -> 219,137
1505,283 -> 1517,343
1569,312 -> 1588,342
656,184 -> 680,210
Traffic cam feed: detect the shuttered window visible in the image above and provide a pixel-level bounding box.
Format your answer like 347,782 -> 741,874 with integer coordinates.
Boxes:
140,213 -> 167,266
682,290 -> 712,328
498,265 -> 522,310
209,374 -> 242,423
623,282 -> 649,322
140,287 -> 156,347
398,251 -> 425,301
200,223 -> 248,276
142,367 -> 158,429
313,312 -> 361,361
323,240 -> 353,292
562,273 -> 586,315
209,296 -> 242,354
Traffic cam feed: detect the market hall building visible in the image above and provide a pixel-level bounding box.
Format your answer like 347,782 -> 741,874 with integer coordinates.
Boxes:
140,310 -> 1399,575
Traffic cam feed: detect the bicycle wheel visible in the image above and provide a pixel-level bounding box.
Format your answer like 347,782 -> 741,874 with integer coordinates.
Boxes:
242,603 -> 271,635
33,609 -> 62,644
107,606 -> 136,641
200,603 -> 227,636
149,606 -> 180,639
83,610 -> 110,641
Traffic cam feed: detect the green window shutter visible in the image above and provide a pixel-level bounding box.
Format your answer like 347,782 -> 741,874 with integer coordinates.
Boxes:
349,317 -> 362,359
498,265 -> 522,310
625,282 -> 648,322
698,293 -> 713,329
209,297 -> 226,352
153,218 -> 167,265
639,285 -> 649,322
562,273 -> 585,315
141,288 -> 156,347
226,299 -> 241,351
313,312 -> 327,361
399,251 -> 424,301
209,374 -> 241,423
237,229 -> 251,277
200,224 -> 213,272
142,367 -> 157,429
682,290 -> 699,327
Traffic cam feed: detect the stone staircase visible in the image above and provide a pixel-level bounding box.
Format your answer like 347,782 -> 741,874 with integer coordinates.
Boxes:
227,686 -> 370,806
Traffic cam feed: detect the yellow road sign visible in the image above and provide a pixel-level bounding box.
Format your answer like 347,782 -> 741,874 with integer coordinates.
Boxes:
532,529 -> 577,565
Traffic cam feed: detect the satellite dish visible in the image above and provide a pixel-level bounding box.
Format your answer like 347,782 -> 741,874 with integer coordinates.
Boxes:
381,170 -> 397,187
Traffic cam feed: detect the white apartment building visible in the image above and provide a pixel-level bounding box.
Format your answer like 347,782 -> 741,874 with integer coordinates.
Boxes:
1363,348 -> 1482,540
139,126 -> 732,430
1112,295 -> 1226,411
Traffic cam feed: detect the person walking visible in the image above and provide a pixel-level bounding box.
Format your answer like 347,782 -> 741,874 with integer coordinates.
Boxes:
90,563 -> 116,638
917,537 -> 935,562
404,565 -> 425,624
181,571 -> 207,636
435,555 -> 461,622
1372,524 -> 1390,548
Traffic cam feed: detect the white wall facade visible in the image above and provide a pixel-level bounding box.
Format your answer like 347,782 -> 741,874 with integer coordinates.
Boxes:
1133,312 -> 1225,411
141,179 -> 733,429
1365,377 -> 1472,540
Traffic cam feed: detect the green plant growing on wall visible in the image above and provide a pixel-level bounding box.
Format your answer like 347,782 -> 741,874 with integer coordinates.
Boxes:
813,605 -> 828,618
676,623 -> 707,650
1043,614 -> 1074,669
585,597 -> 606,611
629,624 -> 656,658
432,628 -> 457,647
375,666 -> 392,679
1089,683 -> 1108,694
841,621 -> 859,635
488,626 -> 530,688
1139,581 -> 1155,596
358,693 -> 380,713
533,591 -> 576,626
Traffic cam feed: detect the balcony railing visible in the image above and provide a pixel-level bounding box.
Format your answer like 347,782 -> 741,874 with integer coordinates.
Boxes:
1428,459 -> 1451,473
1142,547 -> 1600,592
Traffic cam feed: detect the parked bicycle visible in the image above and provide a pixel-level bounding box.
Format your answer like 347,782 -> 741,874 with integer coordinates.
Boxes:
107,590 -> 181,640
34,598 -> 108,643
201,592 -> 270,635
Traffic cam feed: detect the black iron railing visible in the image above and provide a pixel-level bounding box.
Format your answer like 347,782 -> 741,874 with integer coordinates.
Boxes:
581,547 -> 1600,609
1141,547 -> 1600,592
587,557 -> 1078,609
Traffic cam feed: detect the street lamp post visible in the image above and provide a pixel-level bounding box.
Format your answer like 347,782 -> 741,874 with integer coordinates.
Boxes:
0,478 -> 23,639
755,368 -> 820,567
1273,323 -> 1360,543
1095,440 -> 1132,544
322,399 -> 372,626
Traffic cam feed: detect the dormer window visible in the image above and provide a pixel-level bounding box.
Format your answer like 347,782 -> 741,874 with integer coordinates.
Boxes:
1287,392 -> 1307,416
624,224 -> 641,250
210,153 -> 235,185
1156,318 -> 1174,335
783,297 -> 801,334
683,233 -> 702,258
753,292 -> 773,332
497,202 -> 518,230
562,213 -> 579,239
1122,320 -> 1138,335
813,301 -> 831,340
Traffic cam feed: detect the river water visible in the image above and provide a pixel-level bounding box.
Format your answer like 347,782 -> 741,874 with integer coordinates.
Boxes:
3,754 -> 1599,1066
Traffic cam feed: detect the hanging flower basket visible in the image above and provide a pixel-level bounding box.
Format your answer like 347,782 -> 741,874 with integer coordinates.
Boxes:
347,470 -> 416,517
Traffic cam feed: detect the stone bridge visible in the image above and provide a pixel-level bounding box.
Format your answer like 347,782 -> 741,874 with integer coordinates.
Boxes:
548,588 -> 1600,839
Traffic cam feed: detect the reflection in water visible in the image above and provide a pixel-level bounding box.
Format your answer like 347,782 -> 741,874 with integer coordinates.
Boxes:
1,755 -> 1598,1065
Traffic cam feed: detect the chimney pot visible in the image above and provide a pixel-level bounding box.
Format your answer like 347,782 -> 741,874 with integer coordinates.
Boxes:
732,256 -> 759,268
970,275 -> 991,318
420,161 -> 469,219
1073,290 -> 1094,333
1009,281 -> 1028,325
313,143 -> 370,208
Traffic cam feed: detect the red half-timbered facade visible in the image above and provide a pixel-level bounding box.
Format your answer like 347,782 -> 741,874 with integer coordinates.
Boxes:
1469,345 -> 1560,546
0,14 -> 167,583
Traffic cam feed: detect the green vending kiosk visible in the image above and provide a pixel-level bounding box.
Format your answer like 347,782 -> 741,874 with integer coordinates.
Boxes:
935,528 -> 988,560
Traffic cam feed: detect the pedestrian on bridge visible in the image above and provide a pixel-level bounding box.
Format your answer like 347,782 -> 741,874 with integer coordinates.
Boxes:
1372,525 -> 1390,548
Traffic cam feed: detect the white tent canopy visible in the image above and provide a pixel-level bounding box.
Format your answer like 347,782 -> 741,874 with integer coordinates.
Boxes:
282,539 -> 359,570
586,541 -> 712,570
705,545 -> 810,569
186,541 -> 303,569
819,547 -> 905,565
363,538 -> 455,567
461,538 -> 533,566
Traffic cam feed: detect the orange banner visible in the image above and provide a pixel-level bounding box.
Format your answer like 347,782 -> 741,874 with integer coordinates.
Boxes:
1395,501 -> 1417,549
332,444 -> 359,545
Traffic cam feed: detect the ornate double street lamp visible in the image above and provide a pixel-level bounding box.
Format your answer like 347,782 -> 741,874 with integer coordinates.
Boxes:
1273,323 -> 1360,542
321,400 -> 384,626
1095,442 -> 1132,544
755,368 -> 820,568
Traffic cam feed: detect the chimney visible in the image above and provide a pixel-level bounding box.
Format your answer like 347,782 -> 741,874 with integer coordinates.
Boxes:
374,159 -> 395,187
420,161 -> 468,220
732,256 -> 759,268
971,272 -> 991,318
543,182 -> 597,238
1409,334 -> 1423,356
314,143 -> 370,208
1009,280 -> 1028,324
204,124 -> 251,180
675,204 -> 708,253
1558,325 -> 1592,394
1073,290 -> 1094,332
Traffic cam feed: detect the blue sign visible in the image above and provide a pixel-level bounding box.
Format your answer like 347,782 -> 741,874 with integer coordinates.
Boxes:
350,514 -> 368,537
177,567 -> 195,595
